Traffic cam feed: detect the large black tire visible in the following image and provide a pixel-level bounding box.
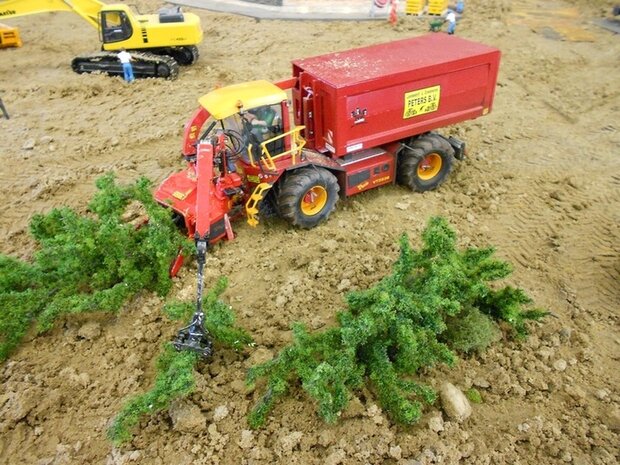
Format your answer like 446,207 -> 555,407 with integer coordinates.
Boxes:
397,134 -> 455,192
277,166 -> 340,229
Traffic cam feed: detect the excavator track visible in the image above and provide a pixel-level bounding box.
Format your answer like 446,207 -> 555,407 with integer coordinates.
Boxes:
71,51 -> 179,80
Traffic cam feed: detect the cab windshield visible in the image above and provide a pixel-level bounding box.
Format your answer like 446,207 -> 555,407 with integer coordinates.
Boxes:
200,104 -> 283,161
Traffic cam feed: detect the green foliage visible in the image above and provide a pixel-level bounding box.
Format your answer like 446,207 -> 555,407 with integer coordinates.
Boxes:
442,307 -> 500,354
107,344 -> 198,445
111,277 -> 252,444
164,277 -> 253,351
477,286 -> 548,337
0,173 -> 189,361
466,388 -> 483,404
247,217 -> 545,428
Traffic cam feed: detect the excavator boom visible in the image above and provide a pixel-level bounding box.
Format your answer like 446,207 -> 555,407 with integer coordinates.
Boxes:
0,0 -> 103,29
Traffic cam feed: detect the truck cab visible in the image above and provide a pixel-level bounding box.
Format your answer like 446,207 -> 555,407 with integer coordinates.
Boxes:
185,80 -> 310,177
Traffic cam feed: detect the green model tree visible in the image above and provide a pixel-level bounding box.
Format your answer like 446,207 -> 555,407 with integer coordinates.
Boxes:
246,217 -> 546,428
0,173 -> 189,361
108,277 -> 252,445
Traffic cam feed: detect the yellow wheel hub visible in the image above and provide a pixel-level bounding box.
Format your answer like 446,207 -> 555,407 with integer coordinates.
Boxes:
417,153 -> 443,180
301,186 -> 328,216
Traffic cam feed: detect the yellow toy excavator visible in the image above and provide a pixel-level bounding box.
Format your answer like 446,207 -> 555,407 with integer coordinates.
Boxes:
0,0 -> 203,79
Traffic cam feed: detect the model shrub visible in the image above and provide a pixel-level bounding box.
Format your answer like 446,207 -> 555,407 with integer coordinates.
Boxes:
0,173 -> 190,361
107,344 -> 199,445
247,217 -> 546,428
163,277 -> 253,351
109,277 -> 252,445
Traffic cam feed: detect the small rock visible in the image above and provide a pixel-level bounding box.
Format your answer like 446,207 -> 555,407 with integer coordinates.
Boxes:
337,278 -> 351,292
213,405 -> 229,422
394,202 -> 409,210
594,389 -> 608,400
22,139 -> 36,150
366,404 -> 384,425
428,414 -> 445,433
169,400 -> 206,433
279,431 -> 303,455
440,382 -> 472,422
238,430 -> 254,449
40,135 -> 54,144
275,294 -> 287,308
128,451 -> 141,462
77,322 -> 102,340
473,377 -> 490,389
518,422 -> 530,432
553,359 -> 567,372
207,422 -> 219,439
389,445 -> 402,460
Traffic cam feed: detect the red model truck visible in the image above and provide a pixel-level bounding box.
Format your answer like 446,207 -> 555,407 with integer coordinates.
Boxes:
155,33 -> 501,257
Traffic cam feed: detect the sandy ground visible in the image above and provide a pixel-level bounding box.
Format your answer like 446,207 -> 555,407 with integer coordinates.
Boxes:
0,0 -> 619,464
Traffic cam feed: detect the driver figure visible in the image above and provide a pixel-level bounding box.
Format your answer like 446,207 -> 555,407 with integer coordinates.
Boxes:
246,105 -> 281,141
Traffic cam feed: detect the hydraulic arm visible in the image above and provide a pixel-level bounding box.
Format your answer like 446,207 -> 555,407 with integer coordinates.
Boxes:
0,0 -> 102,28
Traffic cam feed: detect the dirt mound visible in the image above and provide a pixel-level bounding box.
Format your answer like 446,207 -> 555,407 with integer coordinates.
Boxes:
0,1 -> 618,464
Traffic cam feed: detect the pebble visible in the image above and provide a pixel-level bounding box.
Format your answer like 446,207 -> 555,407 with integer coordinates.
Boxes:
279,431 -> 303,455
389,445 -> 402,460
473,377 -> 490,388
553,359 -> 567,372
238,430 -> 254,449
440,382 -> 472,422
428,414 -> 445,433
594,389 -> 608,400
213,405 -> 229,422
22,139 -> 36,150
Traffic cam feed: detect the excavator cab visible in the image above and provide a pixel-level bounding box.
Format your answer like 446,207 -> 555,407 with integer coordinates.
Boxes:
99,9 -> 133,44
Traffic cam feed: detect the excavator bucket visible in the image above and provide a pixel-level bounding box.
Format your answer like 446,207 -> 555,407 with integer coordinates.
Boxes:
0,23 -> 22,48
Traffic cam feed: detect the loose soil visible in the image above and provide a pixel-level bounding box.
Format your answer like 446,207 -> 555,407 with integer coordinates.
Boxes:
0,1 -> 618,464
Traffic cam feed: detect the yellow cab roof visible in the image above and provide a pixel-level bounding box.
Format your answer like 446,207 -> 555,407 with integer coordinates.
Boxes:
198,80 -> 287,120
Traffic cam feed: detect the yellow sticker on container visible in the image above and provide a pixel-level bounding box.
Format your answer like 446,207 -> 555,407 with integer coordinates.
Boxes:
403,85 -> 441,119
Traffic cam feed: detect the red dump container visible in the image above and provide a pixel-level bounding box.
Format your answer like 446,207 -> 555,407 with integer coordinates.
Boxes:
291,33 -> 501,157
